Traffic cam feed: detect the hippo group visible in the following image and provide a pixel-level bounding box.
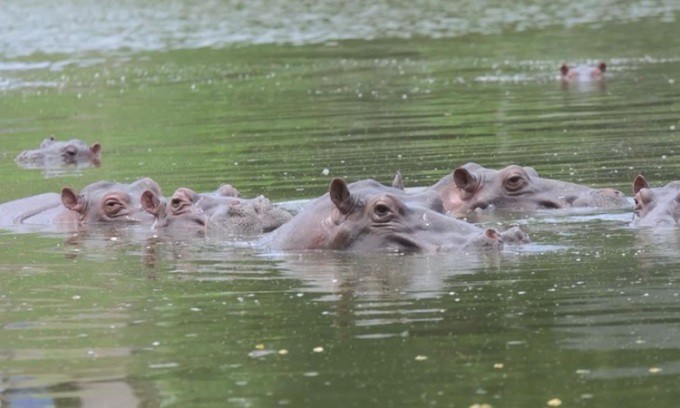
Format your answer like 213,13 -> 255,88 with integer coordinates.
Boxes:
3,160 -> 671,254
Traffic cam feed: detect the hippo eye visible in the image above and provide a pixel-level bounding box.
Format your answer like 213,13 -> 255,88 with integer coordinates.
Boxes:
504,175 -> 526,192
64,146 -> 77,156
104,199 -> 124,215
373,203 -> 392,219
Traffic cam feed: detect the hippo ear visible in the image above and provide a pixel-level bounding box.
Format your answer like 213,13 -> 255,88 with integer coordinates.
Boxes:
598,62 -> 606,73
633,175 -> 649,194
135,177 -> 162,196
141,190 -> 163,217
61,187 -> 86,215
329,178 -> 354,214
218,184 -> 240,197
560,64 -> 569,76
453,168 -> 477,192
484,228 -> 500,241
391,171 -> 404,190
90,143 -> 102,156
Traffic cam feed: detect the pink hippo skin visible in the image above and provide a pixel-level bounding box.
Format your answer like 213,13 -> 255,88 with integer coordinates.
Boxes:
631,175 -> 680,226
15,136 -> 102,169
425,163 -> 631,216
141,185 -> 292,237
0,178 -> 161,227
560,62 -> 606,82
263,178 -> 529,253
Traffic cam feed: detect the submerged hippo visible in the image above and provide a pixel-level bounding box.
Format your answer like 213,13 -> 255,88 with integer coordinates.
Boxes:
15,136 -> 102,169
140,186 -> 292,237
560,62 -> 606,82
262,178 -> 529,253
0,177 -> 161,226
631,175 -> 680,226
425,163 -> 630,215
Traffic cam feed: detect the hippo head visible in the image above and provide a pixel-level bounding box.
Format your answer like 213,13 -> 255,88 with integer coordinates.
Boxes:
309,179 -> 514,252
207,195 -> 293,236
61,178 -> 160,224
33,137 -> 101,167
141,187 -> 208,234
62,139 -> 102,167
632,175 -> 680,226
141,187 -> 292,237
560,62 -> 606,81
432,163 -> 629,215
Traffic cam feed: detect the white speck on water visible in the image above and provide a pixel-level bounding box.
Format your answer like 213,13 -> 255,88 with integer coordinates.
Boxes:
321,168 -> 329,176
72,295 -> 81,300
190,307 -> 201,312
669,79 -> 675,84
149,362 -> 179,369
303,371 -> 319,377
313,346 -> 324,353
110,237 -> 118,241
152,341 -> 160,346
662,155 -> 667,160
671,125 -> 676,131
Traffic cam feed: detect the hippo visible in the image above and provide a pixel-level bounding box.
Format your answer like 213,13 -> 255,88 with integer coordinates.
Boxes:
424,163 -> 631,216
15,136 -> 102,169
140,186 -> 292,237
0,177 -> 161,227
560,62 -> 606,82
631,175 -> 680,226
262,178 -> 529,253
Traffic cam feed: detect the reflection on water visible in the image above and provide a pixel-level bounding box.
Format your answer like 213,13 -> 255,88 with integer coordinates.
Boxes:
1,0 -> 678,59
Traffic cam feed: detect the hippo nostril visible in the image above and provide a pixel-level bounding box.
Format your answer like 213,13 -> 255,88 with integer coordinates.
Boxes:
538,200 -> 561,209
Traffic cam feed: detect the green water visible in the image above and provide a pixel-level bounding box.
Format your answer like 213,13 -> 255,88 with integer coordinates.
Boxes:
2,1 -> 680,406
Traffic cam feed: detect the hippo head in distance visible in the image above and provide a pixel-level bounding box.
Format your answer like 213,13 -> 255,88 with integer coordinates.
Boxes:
140,186 -> 292,237
61,178 -> 161,224
16,137 -> 102,168
429,163 -> 630,215
631,175 -> 680,227
265,178 -> 529,253
560,62 -> 606,82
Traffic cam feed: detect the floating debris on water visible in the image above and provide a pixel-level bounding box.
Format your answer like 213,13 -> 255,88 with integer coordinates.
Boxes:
547,398 -> 562,407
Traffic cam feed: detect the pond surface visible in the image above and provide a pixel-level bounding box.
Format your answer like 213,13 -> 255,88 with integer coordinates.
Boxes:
1,1 -> 680,406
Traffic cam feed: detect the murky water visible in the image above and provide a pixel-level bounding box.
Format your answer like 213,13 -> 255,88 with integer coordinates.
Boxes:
1,1 -> 680,406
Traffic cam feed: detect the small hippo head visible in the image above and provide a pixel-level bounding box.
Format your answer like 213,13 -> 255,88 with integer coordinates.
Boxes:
141,187 -> 208,234
141,187 -> 292,237
632,175 -> 680,226
17,137 -> 102,168
61,178 -> 160,224
560,62 -> 606,82
207,195 -> 293,236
